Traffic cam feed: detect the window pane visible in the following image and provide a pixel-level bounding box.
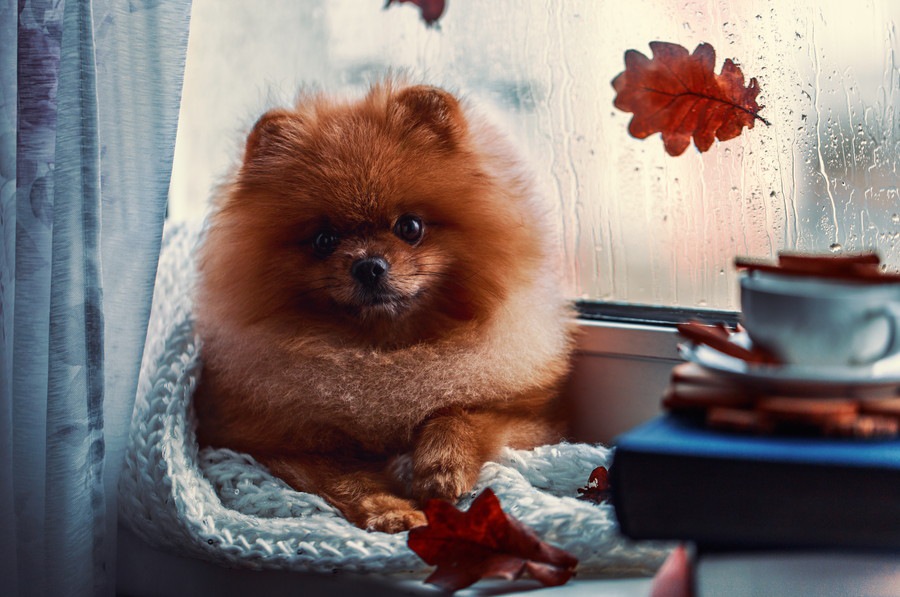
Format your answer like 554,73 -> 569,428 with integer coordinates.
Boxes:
169,0 -> 900,311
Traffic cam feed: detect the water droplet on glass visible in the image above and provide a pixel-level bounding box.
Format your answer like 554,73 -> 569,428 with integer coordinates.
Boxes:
829,243 -> 843,253
891,214 -> 899,224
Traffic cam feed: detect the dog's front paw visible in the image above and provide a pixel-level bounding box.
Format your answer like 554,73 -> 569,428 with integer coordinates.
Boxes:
365,507 -> 427,533
411,454 -> 481,504
351,494 -> 426,534
411,411 -> 488,504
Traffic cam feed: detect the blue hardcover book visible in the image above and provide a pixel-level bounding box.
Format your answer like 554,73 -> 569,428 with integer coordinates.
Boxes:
610,415 -> 900,549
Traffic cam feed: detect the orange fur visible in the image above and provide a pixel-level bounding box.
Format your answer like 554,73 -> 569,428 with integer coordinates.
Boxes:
193,79 -> 576,533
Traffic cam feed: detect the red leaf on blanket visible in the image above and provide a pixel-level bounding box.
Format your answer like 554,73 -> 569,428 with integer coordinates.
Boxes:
384,0 -> 446,26
407,488 -> 578,592
577,466 -> 612,504
612,41 -> 768,156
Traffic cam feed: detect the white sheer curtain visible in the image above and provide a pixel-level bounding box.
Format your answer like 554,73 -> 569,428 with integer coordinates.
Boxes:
0,1 -> 192,595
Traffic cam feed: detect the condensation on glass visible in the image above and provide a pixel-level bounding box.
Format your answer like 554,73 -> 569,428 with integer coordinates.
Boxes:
170,0 -> 900,311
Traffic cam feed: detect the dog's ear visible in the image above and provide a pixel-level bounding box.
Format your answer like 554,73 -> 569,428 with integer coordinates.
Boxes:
243,109 -> 297,164
393,85 -> 466,149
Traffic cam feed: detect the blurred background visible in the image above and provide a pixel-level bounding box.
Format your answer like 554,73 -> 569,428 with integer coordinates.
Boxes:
168,0 -> 900,311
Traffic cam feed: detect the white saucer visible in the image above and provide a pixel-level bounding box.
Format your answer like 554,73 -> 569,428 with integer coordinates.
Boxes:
678,331 -> 900,395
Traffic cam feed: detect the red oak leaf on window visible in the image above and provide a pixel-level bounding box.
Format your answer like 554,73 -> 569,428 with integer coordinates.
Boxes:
407,488 -> 578,592
384,0 -> 446,26
612,41 -> 769,156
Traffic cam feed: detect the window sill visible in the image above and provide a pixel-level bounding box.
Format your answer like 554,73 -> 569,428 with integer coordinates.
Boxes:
566,317 -> 685,444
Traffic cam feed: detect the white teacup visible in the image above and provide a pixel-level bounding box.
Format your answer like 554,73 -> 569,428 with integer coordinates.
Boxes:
740,272 -> 900,367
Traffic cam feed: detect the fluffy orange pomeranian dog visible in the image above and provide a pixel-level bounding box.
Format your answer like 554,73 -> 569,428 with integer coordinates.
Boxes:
193,79 -> 575,533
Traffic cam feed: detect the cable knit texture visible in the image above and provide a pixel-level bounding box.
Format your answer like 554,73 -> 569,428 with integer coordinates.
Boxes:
118,223 -> 669,575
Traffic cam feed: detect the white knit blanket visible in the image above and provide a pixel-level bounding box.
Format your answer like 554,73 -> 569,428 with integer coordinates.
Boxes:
118,222 -> 669,576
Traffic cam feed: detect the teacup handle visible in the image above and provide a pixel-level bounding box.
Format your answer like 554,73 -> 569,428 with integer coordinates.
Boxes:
867,303 -> 900,364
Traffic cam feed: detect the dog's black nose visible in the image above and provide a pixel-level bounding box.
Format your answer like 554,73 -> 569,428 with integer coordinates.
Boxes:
351,256 -> 390,288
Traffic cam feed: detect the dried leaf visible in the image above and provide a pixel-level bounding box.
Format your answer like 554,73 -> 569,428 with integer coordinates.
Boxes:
612,41 -> 768,156
576,466 -> 612,504
384,0 -> 446,26
407,488 -> 578,592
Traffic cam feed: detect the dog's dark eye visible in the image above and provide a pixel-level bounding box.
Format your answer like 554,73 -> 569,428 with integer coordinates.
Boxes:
312,231 -> 339,257
394,214 -> 424,244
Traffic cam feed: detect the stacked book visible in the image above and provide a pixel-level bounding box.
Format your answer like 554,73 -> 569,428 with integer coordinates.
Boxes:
611,414 -> 900,595
611,414 -> 900,550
